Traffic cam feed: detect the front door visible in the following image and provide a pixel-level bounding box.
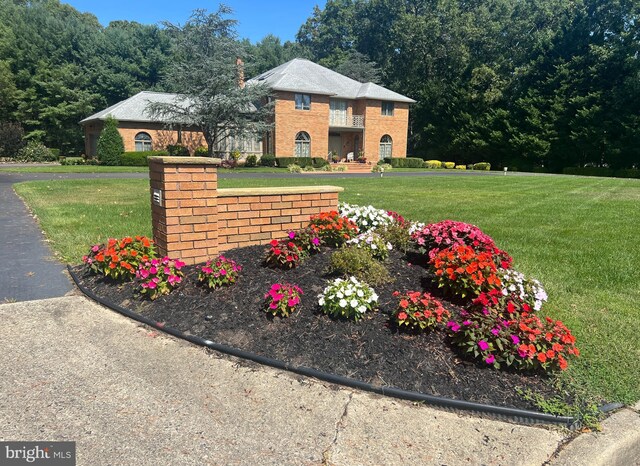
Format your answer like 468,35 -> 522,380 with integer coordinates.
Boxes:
329,134 -> 342,159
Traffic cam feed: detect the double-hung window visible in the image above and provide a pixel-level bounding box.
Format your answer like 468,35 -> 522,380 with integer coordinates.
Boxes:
381,101 -> 394,116
295,93 -> 311,110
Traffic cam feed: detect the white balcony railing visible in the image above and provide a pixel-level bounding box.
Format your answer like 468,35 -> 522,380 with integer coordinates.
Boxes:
329,114 -> 365,128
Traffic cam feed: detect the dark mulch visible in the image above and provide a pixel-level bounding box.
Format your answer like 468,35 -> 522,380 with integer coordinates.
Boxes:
71,245 -> 559,411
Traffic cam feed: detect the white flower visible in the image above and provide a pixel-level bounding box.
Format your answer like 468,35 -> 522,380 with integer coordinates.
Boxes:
339,299 -> 347,308
318,297 -> 325,306
356,289 -> 364,297
337,292 -> 344,299
344,289 -> 353,296
358,305 -> 367,314
350,299 -> 358,308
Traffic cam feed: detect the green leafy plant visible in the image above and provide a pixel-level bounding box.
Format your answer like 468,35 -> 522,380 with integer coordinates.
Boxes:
244,154 -> 257,167
166,144 -> 190,156
264,283 -> 303,317
287,229 -> 322,255
96,116 -> 124,166
317,276 -> 378,321
260,154 -> 276,166
345,231 -> 393,261
194,146 -> 209,156
197,256 -> 242,289
17,141 -> 56,162
288,163 -> 302,173
327,247 -> 390,287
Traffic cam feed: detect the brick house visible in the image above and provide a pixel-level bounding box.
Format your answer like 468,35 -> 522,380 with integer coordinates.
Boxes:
80,58 -> 415,162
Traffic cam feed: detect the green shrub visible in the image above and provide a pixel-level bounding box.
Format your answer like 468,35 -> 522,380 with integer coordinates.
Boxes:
389,157 -> 424,168
120,150 -> 169,166
378,223 -> 411,253
372,163 -> 392,172
473,162 -> 491,171
260,154 -> 276,167
97,117 -> 124,166
49,148 -> 60,159
166,144 -> 190,156
288,164 -> 302,173
312,157 -> 329,167
335,165 -> 347,172
17,141 -> 56,162
562,167 -> 640,179
455,164 -> 467,170
245,155 -> 257,167
194,146 -> 209,156
444,162 -> 455,169
327,247 -> 391,287
302,165 -> 316,172
424,160 -> 442,169
319,164 -> 332,171
60,157 -> 86,166
0,122 -> 26,158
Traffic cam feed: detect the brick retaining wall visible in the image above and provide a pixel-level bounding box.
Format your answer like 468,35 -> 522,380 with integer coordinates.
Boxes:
148,156 -> 343,264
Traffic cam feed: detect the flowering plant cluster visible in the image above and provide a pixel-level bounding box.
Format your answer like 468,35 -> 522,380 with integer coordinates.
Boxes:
386,210 -> 410,228
287,228 -> 322,255
135,257 -> 184,300
345,231 -> 393,261
430,245 -> 502,298
197,256 -> 242,289
499,269 -> 548,312
317,276 -> 378,321
264,283 -> 303,318
264,239 -> 304,269
338,202 -> 393,233
308,211 -> 358,247
83,236 -> 155,280
412,220 -> 512,268
392,291 -> 450,331
447,308 -> 579,371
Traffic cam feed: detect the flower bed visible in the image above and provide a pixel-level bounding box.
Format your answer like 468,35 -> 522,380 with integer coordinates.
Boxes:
73,206 -> 581,413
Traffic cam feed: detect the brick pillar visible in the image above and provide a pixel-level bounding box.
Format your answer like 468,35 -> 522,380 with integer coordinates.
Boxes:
148,156 -> 221,265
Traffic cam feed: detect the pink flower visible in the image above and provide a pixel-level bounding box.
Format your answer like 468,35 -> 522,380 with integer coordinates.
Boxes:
485,355 -> 495,364
149,266 -> 158,275
91,245 -> 100,252
491,328 -> 500,336
312,237 -> 320,245
202,267 -> 212,274
220,269 -> 227,275
462,320 -> 471,326
139,269 -> 150,279
269,302 -> 278,310
271,284 -> 281,291
478,340 -> 489,351
447,321 -> 460,332
288,297 -> 300,307
511,335 -> 520,345
164,267 -> 171,274
288,231 -> 296,239
147,281 -> 157,289
174,260 -> 185,269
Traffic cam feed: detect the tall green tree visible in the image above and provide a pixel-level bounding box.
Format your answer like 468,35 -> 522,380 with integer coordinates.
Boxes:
147,6 -> 273,157
96,116 -> 124,166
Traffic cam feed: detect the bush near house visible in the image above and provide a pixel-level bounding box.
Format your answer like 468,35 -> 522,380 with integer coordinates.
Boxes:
260,154 -> 276,167
120,150 -> 169,166
388,157 -> 424,168
473,162 -> 491,171
166,144 -> 190,156
97,117 -> 124,166
276,157 -> 329,168
17,141 -> 57,162
424,160 -> 443,169
244,155 -> 257,167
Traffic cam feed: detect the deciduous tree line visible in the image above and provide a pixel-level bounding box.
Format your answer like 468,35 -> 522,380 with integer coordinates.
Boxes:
1,0 -> 638,170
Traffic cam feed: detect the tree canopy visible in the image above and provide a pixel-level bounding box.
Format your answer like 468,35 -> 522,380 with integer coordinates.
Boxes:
0,0 -> 638,169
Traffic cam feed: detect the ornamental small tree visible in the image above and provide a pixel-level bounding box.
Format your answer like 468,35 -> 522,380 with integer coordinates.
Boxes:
97,116 -> 124,166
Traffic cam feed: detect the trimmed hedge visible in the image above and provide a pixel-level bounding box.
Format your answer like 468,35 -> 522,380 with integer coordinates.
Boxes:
563,167 -> 640,179
388,157 -> 424,168
260,154 -> 276,167
276,157 -> 329,168
424,160 -> 442,169
167,144 -> 190,156
444,162 -> 455,169
473,162 -> 491,171
120,150 -> 169,166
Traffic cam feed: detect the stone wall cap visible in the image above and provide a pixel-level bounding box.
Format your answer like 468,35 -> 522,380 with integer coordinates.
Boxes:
218,186 -> 344,197
148,156 -> 222,166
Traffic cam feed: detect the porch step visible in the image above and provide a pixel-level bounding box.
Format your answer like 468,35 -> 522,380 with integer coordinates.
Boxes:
333,162 -> 374,173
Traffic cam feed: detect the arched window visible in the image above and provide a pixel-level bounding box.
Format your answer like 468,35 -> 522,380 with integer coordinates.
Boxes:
295,131 -> 311,157
134,132 -> 152,152
379,134 -> 392,159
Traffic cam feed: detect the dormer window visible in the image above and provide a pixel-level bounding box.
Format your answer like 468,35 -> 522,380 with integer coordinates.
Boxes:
382,101 -> 394,116
295,93 -> 311,110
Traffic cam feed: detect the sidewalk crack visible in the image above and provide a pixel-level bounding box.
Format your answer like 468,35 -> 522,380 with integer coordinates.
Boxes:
322,392 -> 353,465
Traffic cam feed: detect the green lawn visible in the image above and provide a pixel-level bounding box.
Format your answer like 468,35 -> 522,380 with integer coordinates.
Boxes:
0,165 -> 283,174
14,174 -> 640,405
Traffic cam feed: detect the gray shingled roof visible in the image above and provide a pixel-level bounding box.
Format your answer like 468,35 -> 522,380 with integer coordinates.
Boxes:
247,58 -> 416,103
80,91 -> 188,124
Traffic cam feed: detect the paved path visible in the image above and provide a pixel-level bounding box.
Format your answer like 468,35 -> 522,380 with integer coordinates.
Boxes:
0,296 -> 566,465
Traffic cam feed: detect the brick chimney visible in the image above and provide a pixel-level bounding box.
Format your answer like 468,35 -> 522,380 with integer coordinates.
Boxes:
236,57 -> 245,89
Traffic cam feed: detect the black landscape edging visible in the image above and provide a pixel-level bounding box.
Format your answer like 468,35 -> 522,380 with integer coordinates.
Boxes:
68,265 -> 578,428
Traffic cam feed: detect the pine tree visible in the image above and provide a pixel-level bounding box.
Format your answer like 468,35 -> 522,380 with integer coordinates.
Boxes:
96,117 -> 124,166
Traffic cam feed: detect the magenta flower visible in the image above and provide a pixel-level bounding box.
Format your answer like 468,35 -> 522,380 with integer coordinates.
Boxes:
147,281 -> 157,289
149,266 -> 158,275
485,354 -> 495,364
288,231 -> 296,239
447,321 -> 461,332
462,320 -> 471,326
478,340 -> 489,351
511,335 -> 520,345
491,328 -> 500,336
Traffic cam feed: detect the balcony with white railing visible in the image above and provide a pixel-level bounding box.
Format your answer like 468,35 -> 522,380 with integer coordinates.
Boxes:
329,113 -> 365,128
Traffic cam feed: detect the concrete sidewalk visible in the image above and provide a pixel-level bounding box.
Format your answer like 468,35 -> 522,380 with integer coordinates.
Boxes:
1,296 -> 638,465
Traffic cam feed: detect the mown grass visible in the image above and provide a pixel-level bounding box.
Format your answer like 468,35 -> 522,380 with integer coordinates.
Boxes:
14,174 -> 640,405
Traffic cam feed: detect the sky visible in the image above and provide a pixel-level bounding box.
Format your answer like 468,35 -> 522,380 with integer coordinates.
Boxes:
63,1 -> 321,43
